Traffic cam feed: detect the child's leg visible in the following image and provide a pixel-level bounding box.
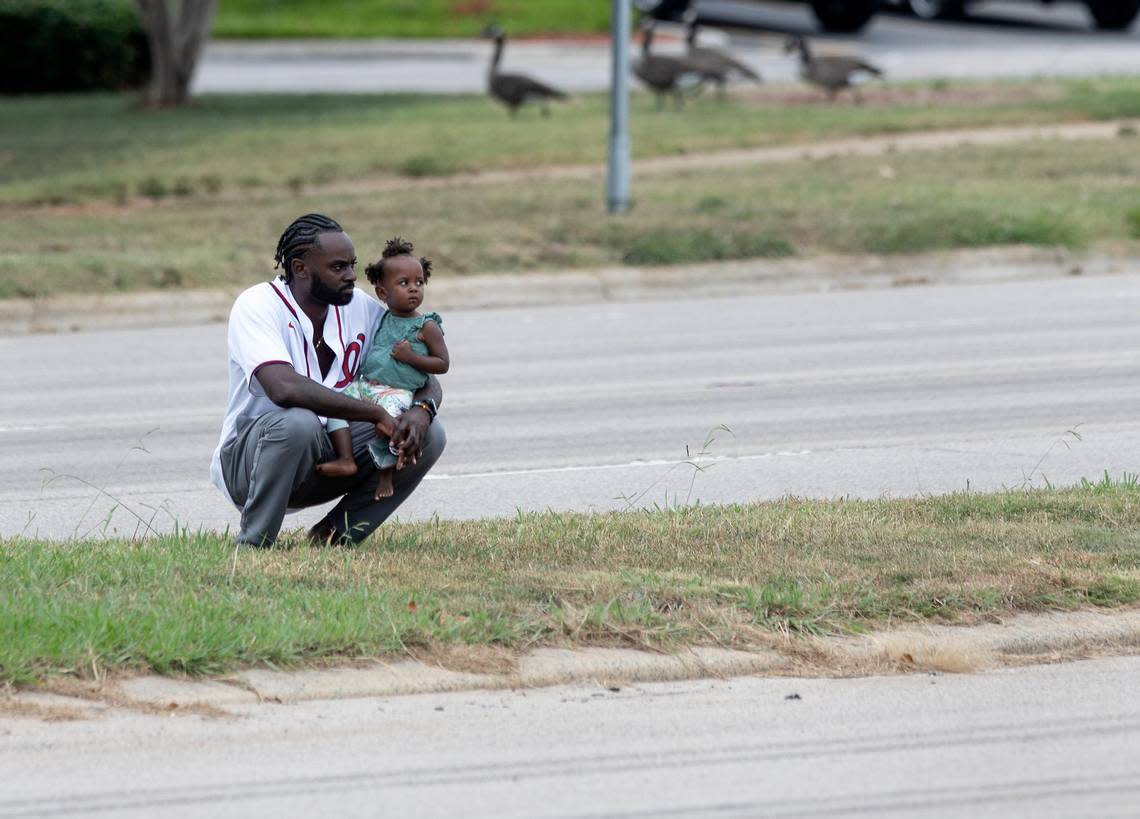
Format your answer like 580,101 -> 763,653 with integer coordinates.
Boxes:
315,425 -> 358,477
373,467 -> 395,500
363,388 -> 414,495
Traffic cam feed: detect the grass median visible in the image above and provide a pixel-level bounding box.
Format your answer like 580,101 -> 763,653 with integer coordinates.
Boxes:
3,129 -> 1139,299
214,0 -> 611,38
2,482 -> 1139,686
4,78 -> 1139,210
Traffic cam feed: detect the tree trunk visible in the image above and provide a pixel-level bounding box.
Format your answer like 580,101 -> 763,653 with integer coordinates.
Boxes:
134,0 -> 218,107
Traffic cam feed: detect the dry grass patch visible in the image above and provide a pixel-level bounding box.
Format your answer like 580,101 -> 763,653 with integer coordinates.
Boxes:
408,644 -> 520,676
0,697 -> 89,722
863,632 -> 994,674
35,676 -> 234,719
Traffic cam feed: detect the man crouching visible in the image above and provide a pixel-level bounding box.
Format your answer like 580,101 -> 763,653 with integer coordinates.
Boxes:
209,213 -> 445,548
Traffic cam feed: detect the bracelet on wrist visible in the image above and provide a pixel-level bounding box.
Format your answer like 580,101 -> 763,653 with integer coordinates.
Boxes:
412,398 -> 438,421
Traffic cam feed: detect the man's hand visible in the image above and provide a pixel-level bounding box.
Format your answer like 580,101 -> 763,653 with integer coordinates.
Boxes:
390,340 -> 415,363
390,406 -> 431,469
375,415 -> 396,440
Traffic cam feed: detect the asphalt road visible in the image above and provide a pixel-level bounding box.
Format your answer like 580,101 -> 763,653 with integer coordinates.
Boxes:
4,656 -> 1139,818
2,273 -> 1139,541
194,1 -> 1140,95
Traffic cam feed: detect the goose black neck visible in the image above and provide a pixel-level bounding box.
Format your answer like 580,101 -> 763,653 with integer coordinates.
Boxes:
490,35 -> 504,71
641,27 -> 654,55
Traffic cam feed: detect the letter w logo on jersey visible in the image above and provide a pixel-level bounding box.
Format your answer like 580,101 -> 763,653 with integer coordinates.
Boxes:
335,333 -> 367,388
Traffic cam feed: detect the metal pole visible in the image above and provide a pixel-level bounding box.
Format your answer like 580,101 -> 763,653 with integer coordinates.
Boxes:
607,0 -> 631,214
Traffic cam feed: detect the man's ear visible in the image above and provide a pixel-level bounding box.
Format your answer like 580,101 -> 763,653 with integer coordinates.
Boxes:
291,257 -> 308,280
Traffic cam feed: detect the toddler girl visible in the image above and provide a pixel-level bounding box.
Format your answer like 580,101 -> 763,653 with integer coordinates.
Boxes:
317,237 -> 449,498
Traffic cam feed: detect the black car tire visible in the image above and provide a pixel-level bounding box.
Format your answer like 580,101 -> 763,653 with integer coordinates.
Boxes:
1085,0 -> 1140,28
906,0 -> 966,18
810,0 -> 880,31
633,0 -> 693,21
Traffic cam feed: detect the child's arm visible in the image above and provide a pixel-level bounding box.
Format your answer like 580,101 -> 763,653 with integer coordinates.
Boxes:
391,320 -> 449,374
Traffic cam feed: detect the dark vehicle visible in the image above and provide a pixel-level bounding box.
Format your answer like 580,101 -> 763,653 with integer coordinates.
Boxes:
897,0 -> 1137,27
638,0 -> 1139,31
635,0 -> 880,33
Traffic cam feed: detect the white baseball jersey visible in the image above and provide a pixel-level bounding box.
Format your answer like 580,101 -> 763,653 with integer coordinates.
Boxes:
210,279 -> 384,505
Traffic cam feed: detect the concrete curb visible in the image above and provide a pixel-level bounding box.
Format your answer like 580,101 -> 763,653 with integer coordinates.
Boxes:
0,289 -> 239,337
10,608 -> 1136,716
2,246 -> 1135,337
114,646 -> 789,708
831,608 -> 1140,673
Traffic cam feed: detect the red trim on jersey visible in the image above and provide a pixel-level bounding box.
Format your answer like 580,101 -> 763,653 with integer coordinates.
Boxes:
333,305 -> 364,388
269,282 -> 310,379
335,305 -> 346,357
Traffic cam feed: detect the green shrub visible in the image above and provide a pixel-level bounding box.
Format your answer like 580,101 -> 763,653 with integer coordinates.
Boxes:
399,154 -> 462,177
694,196 -> 727,214
1127,206 -> 1140,239
137,176 -> 167,199
0,0 -> 149,93
865,209 -> 1087,253
172,176 -> 195,197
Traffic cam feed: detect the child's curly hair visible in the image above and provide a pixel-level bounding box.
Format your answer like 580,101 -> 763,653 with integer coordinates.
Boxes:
365,237 -> 433,286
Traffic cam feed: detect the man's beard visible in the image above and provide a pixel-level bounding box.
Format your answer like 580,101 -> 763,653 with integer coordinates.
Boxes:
310,276 -> 354,306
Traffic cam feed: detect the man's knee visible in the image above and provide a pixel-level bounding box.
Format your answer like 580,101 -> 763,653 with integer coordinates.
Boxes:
421,421 -> 446,465
264,408 -> 323,446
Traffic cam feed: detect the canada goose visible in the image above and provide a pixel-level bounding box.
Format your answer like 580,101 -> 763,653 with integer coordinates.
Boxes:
632,22 -> 705,109
784,34 -> 882,103
684,24 -> 762,98
481,25 -> 568,116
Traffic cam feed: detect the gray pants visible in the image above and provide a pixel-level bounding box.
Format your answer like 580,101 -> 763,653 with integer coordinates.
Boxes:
220,408 -> 446,547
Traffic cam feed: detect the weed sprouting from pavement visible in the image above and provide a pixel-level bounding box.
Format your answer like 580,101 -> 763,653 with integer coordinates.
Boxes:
682,425 -> 735,507
615,425 -> 735,512
1016,425 -> 1084,490
34,428 -> 181,541
39,470 -> 163,540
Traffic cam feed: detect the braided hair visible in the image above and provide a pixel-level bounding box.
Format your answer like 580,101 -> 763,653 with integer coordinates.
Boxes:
365,236 -> 433,286
273,213 -> 344,284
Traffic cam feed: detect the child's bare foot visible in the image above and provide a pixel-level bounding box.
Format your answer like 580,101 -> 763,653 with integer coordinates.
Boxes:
315,457 -> 358,478
373,468 -> 395,500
